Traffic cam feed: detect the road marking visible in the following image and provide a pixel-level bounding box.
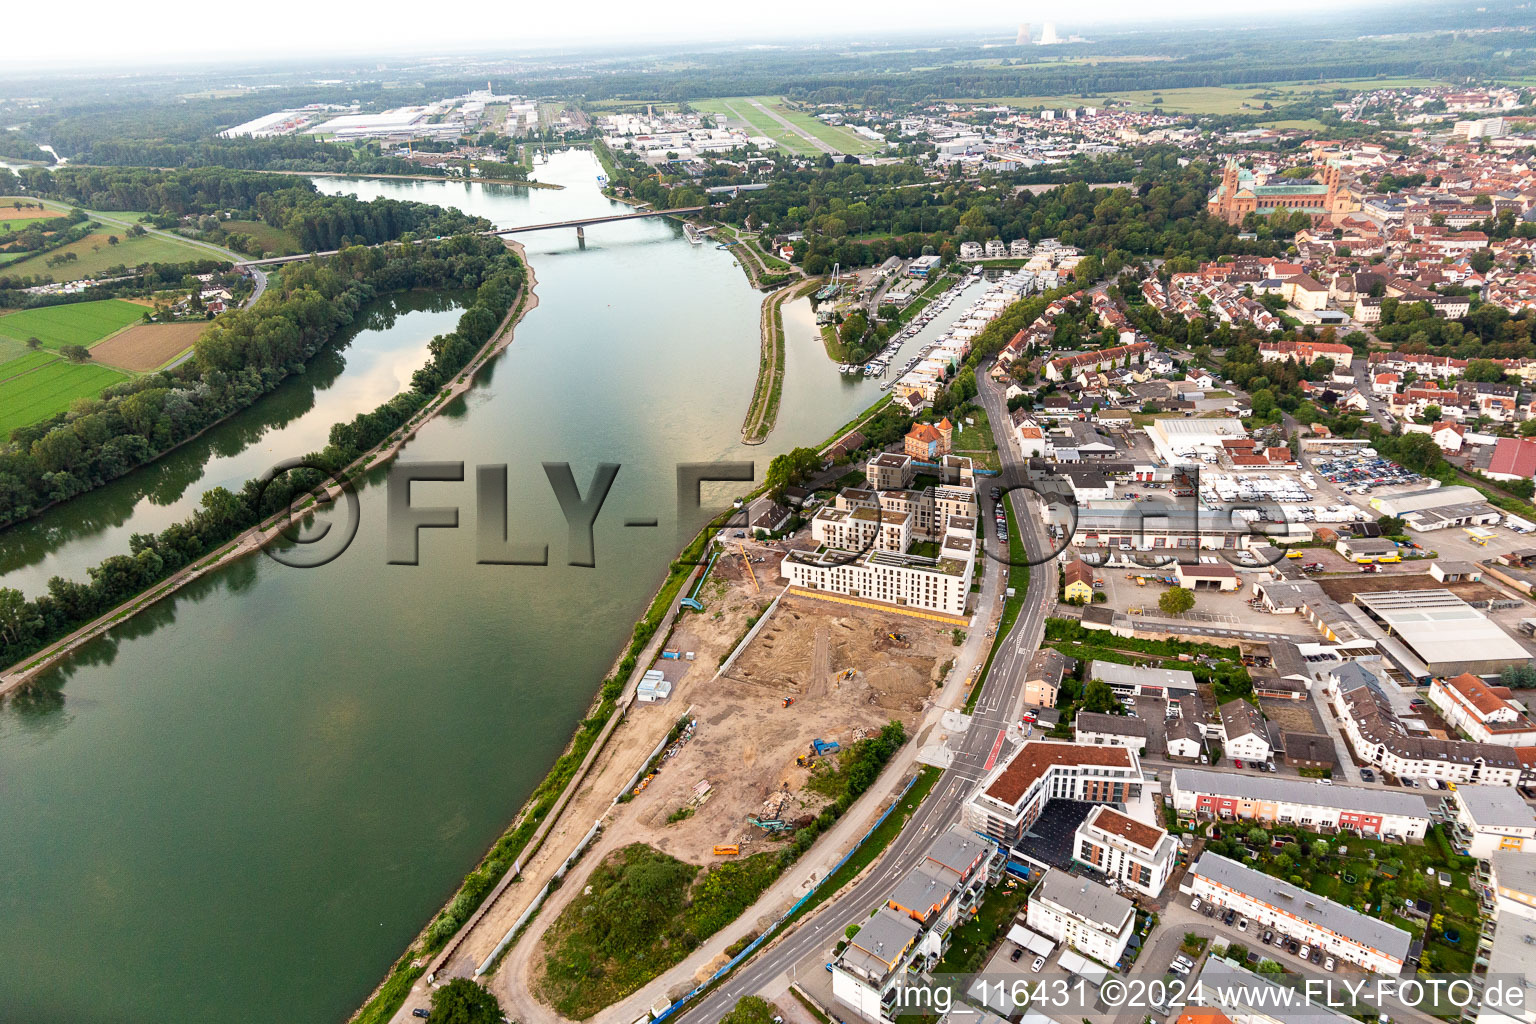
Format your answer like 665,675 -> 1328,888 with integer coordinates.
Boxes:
983,729 -> 1006,771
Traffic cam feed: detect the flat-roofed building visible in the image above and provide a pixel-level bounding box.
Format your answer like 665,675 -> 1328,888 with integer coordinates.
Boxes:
1185,852 -> 1413,973
963,741 -> 1143,847
1429,673 -> 1536,747
1352,590 -> 1533,678
1026,868 -> 1136,965
1369,485 -> 1503,532
866,452 -> 916,491
1169,767 -> 1432,839
1448,785 -> 1536,859
1476,852 -> 1536,1024
1087,659 -> 1198,697
1074,804 -> 1178,897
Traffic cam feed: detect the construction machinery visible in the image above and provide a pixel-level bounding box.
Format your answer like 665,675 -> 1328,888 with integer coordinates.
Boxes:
782,696 -> 795,708
738,541 -> 761,592
748,817 -> 792,833
796,753 -> 814,767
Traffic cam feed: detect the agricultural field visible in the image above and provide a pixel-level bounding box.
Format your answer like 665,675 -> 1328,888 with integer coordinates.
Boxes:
0,351 -> 126,437
0,299 -> 147,350
0,231 -> 213,282
0,201 -> 63,223
221,219 -> 301,256
90,321 -> 205,371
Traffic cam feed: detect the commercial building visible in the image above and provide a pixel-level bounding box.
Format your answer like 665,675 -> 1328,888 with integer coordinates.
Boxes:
1073,804 -> 1178,897
1429,673 -> 1536,747
1351,589 -> 1532,678
1146,417 -> 1249,464
1087,660 -> 1198,697
1369,485 -> 1503,532
1184,852 -> 1413,973
1026,868 -> 1136,966
1173,562 -> 1241,591
1169,767 -> 1433,839
963,741 -> 1143,847
1447,786 -> 1536,859
1326,662 -> 1523,786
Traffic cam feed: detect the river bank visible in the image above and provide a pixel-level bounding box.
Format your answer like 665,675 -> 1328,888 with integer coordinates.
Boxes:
0,240 -> 538,697
741,279 -> 820,445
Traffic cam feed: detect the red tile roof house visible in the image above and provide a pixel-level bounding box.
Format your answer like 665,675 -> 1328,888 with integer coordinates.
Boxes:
1486,437 -> 1536,482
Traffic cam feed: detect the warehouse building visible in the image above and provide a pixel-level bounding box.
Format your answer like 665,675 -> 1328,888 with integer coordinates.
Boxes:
1369,485 -> 1503,532
1087,659 -> 1198,698
1352,589 -> 1532,678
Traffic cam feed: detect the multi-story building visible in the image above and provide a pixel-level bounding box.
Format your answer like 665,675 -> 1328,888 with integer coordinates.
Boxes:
1169,767 -> 1432,839
1219,699 -> 1274,763
1074,712 -> 1151,752
832,827 -> 1001,1024
1429,673 -> 1536,747
1024,649 -> 1069,709
1185,852 -> 1413,974
866,452 -> 917,492
1026,868 -> 1137,966
1474,852 -> 1536,1024
963,741 -> 1143,848
1073,804 -> 1178,897
784,525 -> 975,617
1447,785 -> 1536,859
1326,662 -> 1524,786
1207,159 -> 1347,226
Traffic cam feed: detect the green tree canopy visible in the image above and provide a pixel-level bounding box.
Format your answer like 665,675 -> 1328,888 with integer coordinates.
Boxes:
1159,588 -> 1195,615
428,978 -> 503,1024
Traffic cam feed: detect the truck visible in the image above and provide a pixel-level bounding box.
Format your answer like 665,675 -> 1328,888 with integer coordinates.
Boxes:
811,738 -> 841,756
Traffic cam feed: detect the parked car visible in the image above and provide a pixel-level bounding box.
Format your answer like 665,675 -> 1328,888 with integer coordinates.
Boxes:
1238,917 -> 1249,932
1299,945 -> 1311,961
1360,768 -> 1376,782
1032,955 -> 1046,973
1262,930 -> 1273,945
1325,956 -> 1336,972
1223,909 -> 1237,926
1235,759 -> 1244,769
1011,947 -> 1025,963
1190,897 -> 1202,911
1311,948 -> 1323,965
412,1011 -> 431,1020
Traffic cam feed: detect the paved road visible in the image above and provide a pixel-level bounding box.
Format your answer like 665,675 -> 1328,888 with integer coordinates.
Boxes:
677,364 -> 1054,1024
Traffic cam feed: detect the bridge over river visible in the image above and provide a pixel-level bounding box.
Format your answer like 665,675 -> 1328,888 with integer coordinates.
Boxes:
235,205 -> 707,268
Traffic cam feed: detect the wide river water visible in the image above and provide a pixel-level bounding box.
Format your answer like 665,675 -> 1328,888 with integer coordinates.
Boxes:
0,150 -> 971,1023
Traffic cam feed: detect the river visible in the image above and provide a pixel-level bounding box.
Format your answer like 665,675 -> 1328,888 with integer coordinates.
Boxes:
0,149 -> 902,1024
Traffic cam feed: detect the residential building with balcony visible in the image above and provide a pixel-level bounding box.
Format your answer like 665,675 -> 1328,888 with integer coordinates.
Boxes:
1447,785 -> 1536,858
1184,852 -> 1413,974
1074,804 -> 1178,897
1473,852 -> 1536,1024
963,741 -> 1144,848
1026,868 -> 1137,966
1169,768 -> 1432,839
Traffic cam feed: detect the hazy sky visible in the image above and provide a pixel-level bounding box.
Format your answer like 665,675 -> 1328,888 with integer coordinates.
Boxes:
15,0 -> 1400,69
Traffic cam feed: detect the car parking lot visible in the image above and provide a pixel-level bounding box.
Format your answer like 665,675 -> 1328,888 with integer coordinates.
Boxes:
1310,453 -> 1423,495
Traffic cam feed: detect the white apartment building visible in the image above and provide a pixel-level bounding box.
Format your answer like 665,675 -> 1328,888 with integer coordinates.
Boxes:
1449,786 -> 1536,859
1429,673 -> 1536,747
1074,804 -> 1178,897
808,505 -> 912,554
785,521 -> 975,617
1026,868 -> 1136,966
1185,852 -> 1413,974
1073,711 -> 1151,752
1169,768 -> 1432,839
1326,662 -> 1523,786
1475,852 -> 1536,1024
1218,699 -> 1274,763
964,741 -> 1144,848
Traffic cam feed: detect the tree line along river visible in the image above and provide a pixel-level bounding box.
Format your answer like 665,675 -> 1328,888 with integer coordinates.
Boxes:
0,149 -> 895,1024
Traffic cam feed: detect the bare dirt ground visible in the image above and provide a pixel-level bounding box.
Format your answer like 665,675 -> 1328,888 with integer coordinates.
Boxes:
0,204 -> 61,221
1258,696 -> 1325,734
492,548 -> 951,1022
90,321 -> 205,370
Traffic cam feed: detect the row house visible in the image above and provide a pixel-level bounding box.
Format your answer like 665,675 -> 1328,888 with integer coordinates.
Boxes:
1169,767 -> 1432,839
